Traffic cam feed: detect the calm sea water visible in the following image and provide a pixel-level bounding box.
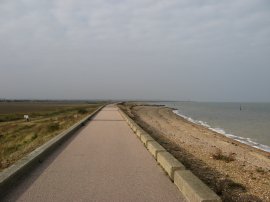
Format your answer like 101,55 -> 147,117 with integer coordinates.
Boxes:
152,102 -> 270,152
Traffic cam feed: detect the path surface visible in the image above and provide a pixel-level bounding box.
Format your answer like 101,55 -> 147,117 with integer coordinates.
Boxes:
2,106 -> 185,202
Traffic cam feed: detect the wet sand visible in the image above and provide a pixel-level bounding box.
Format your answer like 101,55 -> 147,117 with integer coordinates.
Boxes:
122,104 -> 270,201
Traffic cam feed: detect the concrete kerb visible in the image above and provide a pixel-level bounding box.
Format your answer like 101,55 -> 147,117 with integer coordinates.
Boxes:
133,124 -> 143,135
130,121 -> 140,133
157,152 -> 185,179
131,124 -> 137,132
174,170 -> 221,202
0,105 -> 104,196
118,109 -> 133,129
135,128 -> 144,138
118,108 -> 140,136
147,141 -> 166,159
140,133 -> 155,146
117,106 -> 221,202
118,109 -> 126,120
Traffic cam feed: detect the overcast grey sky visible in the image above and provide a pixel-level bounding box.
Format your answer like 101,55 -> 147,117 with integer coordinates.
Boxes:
0,0 -> 269,101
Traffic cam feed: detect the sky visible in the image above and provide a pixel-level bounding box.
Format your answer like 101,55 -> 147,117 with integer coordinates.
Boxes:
0,0 -> 270,102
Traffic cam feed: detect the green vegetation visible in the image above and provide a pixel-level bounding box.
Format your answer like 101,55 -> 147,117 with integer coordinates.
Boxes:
47,123 -> 60,132
0,114 -> 22,122
0,102 -> 103,171
77,108 -> 88,114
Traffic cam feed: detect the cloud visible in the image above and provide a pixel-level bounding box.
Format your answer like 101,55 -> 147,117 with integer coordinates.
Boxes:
0,0 -> 269,101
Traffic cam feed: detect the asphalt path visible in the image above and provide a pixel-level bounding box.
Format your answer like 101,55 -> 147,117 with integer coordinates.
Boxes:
2,106 -> 185,202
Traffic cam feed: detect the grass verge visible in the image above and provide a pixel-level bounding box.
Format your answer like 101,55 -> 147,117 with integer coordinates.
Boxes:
0,103 -> 102,171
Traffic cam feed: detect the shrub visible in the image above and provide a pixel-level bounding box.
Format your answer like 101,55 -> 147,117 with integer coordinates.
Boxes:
212,149 -> 236,163
47,123 -> 60,132
0,114 -> 21,122
78,109 -> 87,114
256,167 -> 266,174
31,133 -> 38,140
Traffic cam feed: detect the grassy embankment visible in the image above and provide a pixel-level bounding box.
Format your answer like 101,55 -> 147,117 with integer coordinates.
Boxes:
0,102 -> 103,171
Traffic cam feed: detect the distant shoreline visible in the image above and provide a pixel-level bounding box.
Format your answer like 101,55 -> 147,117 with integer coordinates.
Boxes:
141,103 -> 270,155
172,109 -> 270,153
141,101 -> 270,153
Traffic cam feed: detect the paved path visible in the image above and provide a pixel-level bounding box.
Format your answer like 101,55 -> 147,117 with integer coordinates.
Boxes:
2,106 -> 186,202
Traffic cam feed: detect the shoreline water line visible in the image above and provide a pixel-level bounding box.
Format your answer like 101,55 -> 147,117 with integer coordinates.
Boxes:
173,110 -> 270,153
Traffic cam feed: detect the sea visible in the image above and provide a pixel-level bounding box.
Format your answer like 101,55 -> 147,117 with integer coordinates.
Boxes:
150,102 -> 270,153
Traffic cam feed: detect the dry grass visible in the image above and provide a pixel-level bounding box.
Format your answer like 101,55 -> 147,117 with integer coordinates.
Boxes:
0,102 -> 102,171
